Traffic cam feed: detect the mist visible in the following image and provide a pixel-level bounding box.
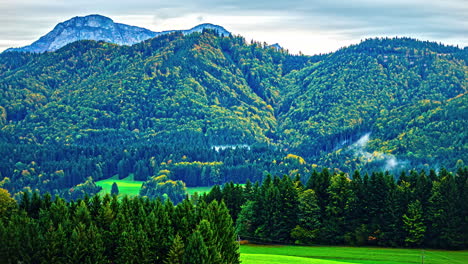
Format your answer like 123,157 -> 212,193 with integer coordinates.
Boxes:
350,133 -> 407,171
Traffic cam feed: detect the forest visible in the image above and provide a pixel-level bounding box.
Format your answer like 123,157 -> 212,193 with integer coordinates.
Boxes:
0,30 -> 466,201
0,29 -> 466,259
0,189 -> 239,264
1,166 -> 466,263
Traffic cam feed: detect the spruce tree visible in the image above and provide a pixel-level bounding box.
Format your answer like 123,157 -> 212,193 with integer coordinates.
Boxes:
291,189 -> 321,244
184,230 -> 209,264
198,219 -> 222,264
273,175 -> 299,242
323,173 -> 351,244
403,200 -> 426,247
164,234 -> 184,264
236,200 -> 256,238
205,200 -> 240,264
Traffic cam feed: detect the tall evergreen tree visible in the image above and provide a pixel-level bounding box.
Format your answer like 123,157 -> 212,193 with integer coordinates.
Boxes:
111,182 -> 119,196
184,230 -> 209,264
322,173 -> 351,244
164,234 -> 184,264
236,200 -> 256,238
205,200 -> 240,264
403,200 -> 426,247
291,189 -> 321,244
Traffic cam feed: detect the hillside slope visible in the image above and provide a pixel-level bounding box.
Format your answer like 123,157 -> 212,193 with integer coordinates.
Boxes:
278,38 -> 467,169
0,32 -> 466,197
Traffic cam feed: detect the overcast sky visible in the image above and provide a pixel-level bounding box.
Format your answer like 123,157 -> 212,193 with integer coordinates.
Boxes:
1,0 -> 467,55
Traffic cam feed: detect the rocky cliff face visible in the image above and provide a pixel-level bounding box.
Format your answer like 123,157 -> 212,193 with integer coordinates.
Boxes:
5,15 -> 230,53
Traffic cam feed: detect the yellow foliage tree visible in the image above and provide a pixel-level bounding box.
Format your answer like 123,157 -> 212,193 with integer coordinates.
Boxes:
0,188 -> 16,217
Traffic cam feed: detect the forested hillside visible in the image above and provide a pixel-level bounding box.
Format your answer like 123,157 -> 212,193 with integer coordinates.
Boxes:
279,38 -> 467,168
0,30 -> 466,198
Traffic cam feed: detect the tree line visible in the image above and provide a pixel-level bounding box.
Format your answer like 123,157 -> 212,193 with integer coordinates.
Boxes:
205,167 -> 468,249
0,190 -> 240,264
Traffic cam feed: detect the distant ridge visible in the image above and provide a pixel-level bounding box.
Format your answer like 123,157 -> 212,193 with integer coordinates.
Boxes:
4,14 -> 231,53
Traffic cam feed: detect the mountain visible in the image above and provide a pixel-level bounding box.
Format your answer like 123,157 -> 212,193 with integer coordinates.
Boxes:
4,14 -> 230,53
0,23 -> 466,198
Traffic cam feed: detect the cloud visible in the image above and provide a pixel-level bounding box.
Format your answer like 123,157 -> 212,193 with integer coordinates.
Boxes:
349,133 -> 408,171
0,0 -> 467,54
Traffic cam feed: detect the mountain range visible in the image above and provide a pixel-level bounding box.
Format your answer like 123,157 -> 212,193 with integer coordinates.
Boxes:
4,14 -> 230,53
0,15 -> 466,197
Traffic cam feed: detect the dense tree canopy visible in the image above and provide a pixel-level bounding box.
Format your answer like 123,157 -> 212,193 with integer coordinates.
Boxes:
0,31 -> 465,206
209,167 -> 467,249
0,193 -> 240,263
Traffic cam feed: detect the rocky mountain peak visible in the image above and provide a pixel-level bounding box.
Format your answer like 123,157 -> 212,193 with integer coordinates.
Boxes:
4,15 -> 231,53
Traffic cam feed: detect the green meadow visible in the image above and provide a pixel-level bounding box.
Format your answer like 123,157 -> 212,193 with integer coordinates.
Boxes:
96,174 -> 143,196
240,244 -> 468,264
96,175 -> 213,196
186,186 -> 213,195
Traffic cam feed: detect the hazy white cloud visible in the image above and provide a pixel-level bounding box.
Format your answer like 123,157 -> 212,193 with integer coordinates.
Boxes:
350,133 -> 408,171
1,0 -> 467,54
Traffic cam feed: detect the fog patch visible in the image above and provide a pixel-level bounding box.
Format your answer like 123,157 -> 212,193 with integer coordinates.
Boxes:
350,133 -> 407,171
212,144 -> 250,152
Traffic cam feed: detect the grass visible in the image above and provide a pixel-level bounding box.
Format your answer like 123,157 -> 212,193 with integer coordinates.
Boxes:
186,186 -> 213,195
240,244 -> 468,264
96,175 -> 214,197
96,174 -> 143,196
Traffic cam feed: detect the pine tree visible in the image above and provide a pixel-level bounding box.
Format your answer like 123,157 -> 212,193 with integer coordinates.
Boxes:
198,219 -> 222,264
236,200 -> 255,238
344,170 -> 368,245
273,175 -> 299,242
367,172 -> 391,242
40,222 -> 68,264
184,230 -> 209,264
291,189 -> 321,244
307,169 -> 331,217
73,200 -> 91,226
205,200 -> 240,264
164,234 -> 184,264
145,201 -> 173,262
116,223 -> 139,264
403,200 -> 426,247
322,173 -> 351,244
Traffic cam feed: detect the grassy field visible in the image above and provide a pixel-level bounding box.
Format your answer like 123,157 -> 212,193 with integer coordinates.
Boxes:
96,174 -> 143,196
186,186 -> 213,195
96,175 -> 213,196
240,244 -> 468,264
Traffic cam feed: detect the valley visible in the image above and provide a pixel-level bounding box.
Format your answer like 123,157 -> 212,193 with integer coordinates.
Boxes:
0,11 -> 466,264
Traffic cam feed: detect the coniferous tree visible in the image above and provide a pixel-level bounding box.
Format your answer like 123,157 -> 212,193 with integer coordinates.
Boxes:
291,189 -> 321,244
111,182 -> 119,196
205,200 -> 240,264
322,173 -> 351,244
273,175 -> 299,242
307,169 -> 331,217
198,219 -> 222,264
236,200 -> 256,238
403,200 -> 426,247
164,234 -> 184,264
344,170 -> 368,245
184,230 -> 209,264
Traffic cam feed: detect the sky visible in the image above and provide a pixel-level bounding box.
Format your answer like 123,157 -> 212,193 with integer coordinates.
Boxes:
1,0 -> 467,55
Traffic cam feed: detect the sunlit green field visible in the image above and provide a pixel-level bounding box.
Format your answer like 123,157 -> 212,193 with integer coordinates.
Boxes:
186,186 -> 213,195
96,175 -> 213,196
96,174 -> 143,196
240,244 -> 468,264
